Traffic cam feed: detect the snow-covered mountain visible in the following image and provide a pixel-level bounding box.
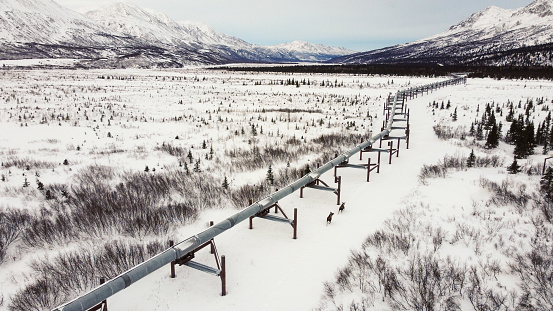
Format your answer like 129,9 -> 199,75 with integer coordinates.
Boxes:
0,0 -> 132,46
84,2 -> 354,63
267,40 -> 354,62
0,0 -> 354,67
332,0 -> 553,66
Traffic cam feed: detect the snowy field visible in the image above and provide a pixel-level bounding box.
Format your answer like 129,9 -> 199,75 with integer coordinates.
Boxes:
0,69 -> 552,311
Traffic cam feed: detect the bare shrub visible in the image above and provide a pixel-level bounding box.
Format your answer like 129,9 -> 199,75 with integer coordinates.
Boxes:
510,243 -> 553,310
420,154 -> 505,183
2,156 -> 56,170
479,178 -> 530,211
390,254 -> 461,311
433,124 -> 467,140
157,142 -> 187,157
10,239 -> 168,311
0,208 -> 31,263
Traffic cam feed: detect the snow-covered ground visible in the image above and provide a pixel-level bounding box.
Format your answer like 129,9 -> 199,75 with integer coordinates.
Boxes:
0,69 -> 552,311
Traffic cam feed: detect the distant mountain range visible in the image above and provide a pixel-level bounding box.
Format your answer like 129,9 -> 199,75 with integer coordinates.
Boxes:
0,0 -> 354,67
331,0 -> 553,66
1,0 -> 552,68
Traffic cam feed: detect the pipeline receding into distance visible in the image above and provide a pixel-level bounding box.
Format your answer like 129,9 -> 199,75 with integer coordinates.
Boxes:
52,75 -> 466,311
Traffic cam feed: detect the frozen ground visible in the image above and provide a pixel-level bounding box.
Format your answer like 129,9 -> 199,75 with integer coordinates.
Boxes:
0,69 -> 552,311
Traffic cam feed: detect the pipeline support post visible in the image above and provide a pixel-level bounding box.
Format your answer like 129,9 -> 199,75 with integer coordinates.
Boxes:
221,255 -> 226,296
293,208 -> 298,239
169,240 -> 176,278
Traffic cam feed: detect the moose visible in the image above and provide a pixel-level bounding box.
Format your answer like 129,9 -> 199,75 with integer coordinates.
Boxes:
327,212 -> 334,225
338,202 -> 345,213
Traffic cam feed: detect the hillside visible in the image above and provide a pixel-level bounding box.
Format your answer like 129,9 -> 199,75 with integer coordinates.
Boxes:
332,0 -> 553,66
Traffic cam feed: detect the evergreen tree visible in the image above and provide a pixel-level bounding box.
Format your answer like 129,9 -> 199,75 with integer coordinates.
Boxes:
506,104 -> 515,122
452,108 -> 458,122
194,159 -> 201,173
187,150 -> 193,164
467,150 -> 476,168
183,162 -> 190,175
476,124 -> 484,140
266,165 -> 274,185
485,123 -> 499,149
251,124 -> 257,136
540,167 -> 553,203
144,165 -> 149,172
507,158 -> 521,174
222,176 -> 229,190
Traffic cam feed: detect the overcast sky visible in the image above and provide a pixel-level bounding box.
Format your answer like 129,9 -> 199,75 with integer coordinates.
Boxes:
56,0 -> 534,52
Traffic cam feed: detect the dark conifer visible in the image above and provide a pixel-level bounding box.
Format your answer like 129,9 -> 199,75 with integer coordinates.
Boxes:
507,158 -> 521,174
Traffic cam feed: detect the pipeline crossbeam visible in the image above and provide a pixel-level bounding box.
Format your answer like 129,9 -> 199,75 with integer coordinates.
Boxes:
52,75 -> 466,311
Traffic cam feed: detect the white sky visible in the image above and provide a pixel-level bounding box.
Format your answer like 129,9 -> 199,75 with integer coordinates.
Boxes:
55,0 -> 535,51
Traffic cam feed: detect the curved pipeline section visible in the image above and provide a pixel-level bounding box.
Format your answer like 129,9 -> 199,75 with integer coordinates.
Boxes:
52,75 -> 466,311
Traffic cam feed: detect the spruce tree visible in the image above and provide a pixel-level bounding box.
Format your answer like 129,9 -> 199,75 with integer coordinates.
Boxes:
485,123 -> 499,149
540,167 -> 553,203
467,150 -> 476,168
266,165 -> 274,185
222,176 -> 229,190
507,158 -> 521,174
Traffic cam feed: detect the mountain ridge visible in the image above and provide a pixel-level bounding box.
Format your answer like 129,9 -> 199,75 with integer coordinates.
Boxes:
0,0 -> 354,67
331,0 -> 553,66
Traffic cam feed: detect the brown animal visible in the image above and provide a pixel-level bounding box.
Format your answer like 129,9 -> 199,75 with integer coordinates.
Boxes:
338,202 -> 345,213
327,212 -> 334,225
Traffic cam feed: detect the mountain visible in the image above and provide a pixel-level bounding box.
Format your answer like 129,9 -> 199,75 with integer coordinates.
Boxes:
0,0 -> 353,67
332,0 -> 553,66
84,2 -> 354,63
267,41 -> 354,62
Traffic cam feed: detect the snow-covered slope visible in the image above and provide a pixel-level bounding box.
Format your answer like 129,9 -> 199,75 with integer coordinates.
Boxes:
333,0 -> 553,66
0,0 -> 353,66
267,40 -> 355,62
0,0 -> 130,46
85,2 -> 354,63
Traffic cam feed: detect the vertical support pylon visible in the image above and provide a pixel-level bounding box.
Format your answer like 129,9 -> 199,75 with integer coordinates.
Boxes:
210,221 -> 215,254
169,240 -> 176,278
336,176 -> 341,205
388,141 -> 393,164
248,199 -> 253,229
397,137 -> 400,157
293,208 -> 298,240
366,158 -> 371,182
221,255 -> 226,296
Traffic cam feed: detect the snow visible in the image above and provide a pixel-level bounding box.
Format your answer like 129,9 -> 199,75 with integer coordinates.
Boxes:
1,69 -> 552,311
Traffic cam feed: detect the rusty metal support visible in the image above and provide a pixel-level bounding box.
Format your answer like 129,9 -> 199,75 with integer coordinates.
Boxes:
221,256 -> 226,296
169,240 -> 176,278
293,208 -> 298,239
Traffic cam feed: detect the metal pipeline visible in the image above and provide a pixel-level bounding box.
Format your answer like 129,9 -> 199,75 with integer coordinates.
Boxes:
52,75 -> 465,311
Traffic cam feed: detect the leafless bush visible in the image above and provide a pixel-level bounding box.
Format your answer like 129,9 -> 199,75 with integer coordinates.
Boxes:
419,164 -> 448,181
510,243 -> 553,310
465,266 -> 513,311
474,155 -> 503,168
420,154 -> 504,183
157,142 -> 187,157
1,156 -> 57,170
0,208 -> 31,263
479,178 -> 530,211
10,239 -> 168,311
390,254 -> 461,311
433,124 -> 467,140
